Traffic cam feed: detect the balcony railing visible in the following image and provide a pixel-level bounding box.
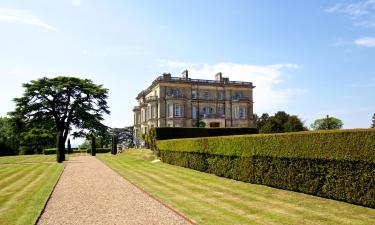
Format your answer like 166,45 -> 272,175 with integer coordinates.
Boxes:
201,113 -> 225,119
154,76 -> 253,86
145,96 -> 158,102
231,96 -> 250,101
165,94 -> 186,100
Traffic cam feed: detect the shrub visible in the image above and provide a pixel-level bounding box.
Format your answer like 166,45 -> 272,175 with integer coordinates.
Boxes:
157,129 -> 375,208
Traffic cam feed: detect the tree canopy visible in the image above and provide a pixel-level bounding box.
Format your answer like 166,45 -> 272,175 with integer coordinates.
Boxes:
255,111 -> 307,133
371,113 -> 375,128
310,115 -> 343,130
12,76 -> 110,162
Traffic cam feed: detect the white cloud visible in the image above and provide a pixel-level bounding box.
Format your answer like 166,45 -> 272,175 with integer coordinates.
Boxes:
355,37 -> 375,47
325,0 -> 375,16
157,60 -> 306,113
0,8 -> 57,31
70,0 -> 83,6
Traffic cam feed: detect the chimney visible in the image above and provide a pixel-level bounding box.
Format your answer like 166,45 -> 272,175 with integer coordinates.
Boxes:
162,73 -> 171,80
181,70 -> 188,79
215,72 -> 222,82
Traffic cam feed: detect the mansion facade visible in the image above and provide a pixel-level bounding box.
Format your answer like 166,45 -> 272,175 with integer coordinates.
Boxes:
133,70 -> 255,141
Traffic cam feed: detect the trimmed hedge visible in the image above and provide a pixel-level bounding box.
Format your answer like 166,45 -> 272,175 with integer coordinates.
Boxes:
86,148 -> 111,154
43,148 -> 58,155
157,129 -> 375,208
43,148 -> 89,155
153,127 -> 259,140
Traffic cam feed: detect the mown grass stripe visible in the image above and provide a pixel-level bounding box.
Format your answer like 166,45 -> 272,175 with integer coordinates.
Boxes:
0,164 -> 42,194
127,161 -> 346,224
0,164 -> 54,214
119,157 -> 371,224
99,151 -> 375,225
120,161 -> 305,225
0,165 -> 39,187
15,164 -> 63,225
105,157 -> 276,225
105,157 -> 247,225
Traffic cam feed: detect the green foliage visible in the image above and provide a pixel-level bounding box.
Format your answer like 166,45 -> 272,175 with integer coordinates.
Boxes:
0,116 -> 56,156
371,113 -> 375,128
311,115 -> 343,130
157,129 -> 375,208
12,76 -> 110,162
195,121 -> 206,128
153,127 -> 259,140
255,111 -> 307,133
110,126 -> 134,147
0,117 -> 19,155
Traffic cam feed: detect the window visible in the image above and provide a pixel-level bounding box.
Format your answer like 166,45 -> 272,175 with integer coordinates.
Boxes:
175,104 -> 181,117
192,90 -> 197,100
152,105 -> 157,119
234,92 -> 243,99
168,104 -> 173,118
239,107 -> 246,119
203,107 -> 213,114
217,106 -> 224,115
192,106 -> 197,119
217,91 -> 223,100
234,106 -> 239,119
203,91 -> 209,100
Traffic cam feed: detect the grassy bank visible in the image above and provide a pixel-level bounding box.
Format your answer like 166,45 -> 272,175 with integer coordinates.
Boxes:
98,149 -> 375,225
0,155 -> 64,225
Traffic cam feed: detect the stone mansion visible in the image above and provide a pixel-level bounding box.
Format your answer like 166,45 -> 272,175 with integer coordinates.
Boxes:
133,70 -> 255,140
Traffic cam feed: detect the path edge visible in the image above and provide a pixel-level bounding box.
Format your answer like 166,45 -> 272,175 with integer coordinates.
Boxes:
98,156 -> 197,225
34,163 -> 66,225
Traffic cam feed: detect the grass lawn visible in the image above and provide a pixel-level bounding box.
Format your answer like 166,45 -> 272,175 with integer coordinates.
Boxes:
0,155 -> 64,225
99,149 -> 375,225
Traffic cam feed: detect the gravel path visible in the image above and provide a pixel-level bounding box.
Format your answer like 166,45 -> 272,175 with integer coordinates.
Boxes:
37,156 -> 192,225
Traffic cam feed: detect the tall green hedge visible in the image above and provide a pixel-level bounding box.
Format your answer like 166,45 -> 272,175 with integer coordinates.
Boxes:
157,129 -> 375,208
86,148 -> 111,154
153,127 -> 258,140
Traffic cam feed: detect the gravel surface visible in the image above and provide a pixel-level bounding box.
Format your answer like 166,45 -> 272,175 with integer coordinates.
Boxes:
37,156 -> 192,225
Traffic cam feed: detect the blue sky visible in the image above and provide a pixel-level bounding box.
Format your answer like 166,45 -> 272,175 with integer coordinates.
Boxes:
0,0 -> 374,143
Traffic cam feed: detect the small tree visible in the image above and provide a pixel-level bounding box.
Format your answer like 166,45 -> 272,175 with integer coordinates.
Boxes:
111,135 -> 117,155
67,138 -> 72,154
371,113 -> 375,128
91,135 -> 96,156
311,115 -> 343,130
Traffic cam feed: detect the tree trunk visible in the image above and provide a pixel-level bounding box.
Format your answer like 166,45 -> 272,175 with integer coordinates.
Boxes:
56,131 -> 65,163
91,135 -> 96,156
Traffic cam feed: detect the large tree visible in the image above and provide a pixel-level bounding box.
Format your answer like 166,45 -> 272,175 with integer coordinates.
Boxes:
255,111 -> 307,133
310,115 -> 343,130
12,76 -> 110,162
